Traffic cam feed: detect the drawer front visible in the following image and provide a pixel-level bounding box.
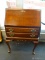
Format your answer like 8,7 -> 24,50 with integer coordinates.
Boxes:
5,27 -> 40,33
6,32 -> 38,38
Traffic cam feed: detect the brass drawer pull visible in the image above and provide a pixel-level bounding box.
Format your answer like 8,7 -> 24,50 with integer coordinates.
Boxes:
9,33 -> 14,37
30,34 -> 35,37
31,29 -> 36,33
9,28 -> 13,32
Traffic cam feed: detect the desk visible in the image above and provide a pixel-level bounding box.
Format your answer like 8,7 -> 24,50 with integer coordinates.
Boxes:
4,9 -> 41,54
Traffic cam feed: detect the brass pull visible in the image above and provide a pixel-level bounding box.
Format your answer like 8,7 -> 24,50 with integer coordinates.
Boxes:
31,29 -> 36,33
30,34 -> 35,37
9,28 -> 13,32
9,33 -> 14,37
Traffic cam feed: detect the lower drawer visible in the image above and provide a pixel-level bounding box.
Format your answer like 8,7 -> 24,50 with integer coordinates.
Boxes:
6,32 -> 38,38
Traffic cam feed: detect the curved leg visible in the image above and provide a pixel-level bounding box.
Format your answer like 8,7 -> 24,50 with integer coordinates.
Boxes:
32,41 -> 38,55
5,40 -> 11,53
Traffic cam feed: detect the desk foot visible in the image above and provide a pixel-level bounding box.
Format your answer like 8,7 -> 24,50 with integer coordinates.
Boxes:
32,52 -> 35,55
8,50 -> 11,53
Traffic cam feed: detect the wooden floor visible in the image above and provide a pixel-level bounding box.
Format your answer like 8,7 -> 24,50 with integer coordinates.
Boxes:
0,41 -> 45,60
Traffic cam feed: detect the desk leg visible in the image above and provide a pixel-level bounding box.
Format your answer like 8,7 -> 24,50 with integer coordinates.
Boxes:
32,41 -> 38,55
5,40 -> 11,53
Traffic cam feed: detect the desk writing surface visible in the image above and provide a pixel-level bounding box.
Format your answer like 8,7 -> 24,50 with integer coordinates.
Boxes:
5,9 -> 41,27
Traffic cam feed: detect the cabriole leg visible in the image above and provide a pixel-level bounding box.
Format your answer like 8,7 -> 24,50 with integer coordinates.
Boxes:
32,41 -> 38,55
5,40 -> 11,53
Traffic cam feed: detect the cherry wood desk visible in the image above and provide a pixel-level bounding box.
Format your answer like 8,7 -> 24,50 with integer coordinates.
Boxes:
4,9 -> 41,54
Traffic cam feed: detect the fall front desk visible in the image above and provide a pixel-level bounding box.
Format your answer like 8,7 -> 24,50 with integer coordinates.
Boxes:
4,9 -> 41,54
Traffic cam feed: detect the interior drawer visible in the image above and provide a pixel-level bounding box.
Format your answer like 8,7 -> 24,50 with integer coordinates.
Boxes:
5,27 -> 40,33
6,32 -> 39,38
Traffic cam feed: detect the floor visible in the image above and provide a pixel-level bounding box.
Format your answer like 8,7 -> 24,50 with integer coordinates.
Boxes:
0,41 -> 45,60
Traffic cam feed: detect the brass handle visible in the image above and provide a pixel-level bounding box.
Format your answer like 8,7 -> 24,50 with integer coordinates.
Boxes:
30,34 -> 35,37
9,33 -> 14,37
31,29 -> 36,33
9,28 -> 13,32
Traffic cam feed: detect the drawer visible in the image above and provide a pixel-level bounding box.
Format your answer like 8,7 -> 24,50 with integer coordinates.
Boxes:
6,32 -> 39,38
5,27 -> 39,33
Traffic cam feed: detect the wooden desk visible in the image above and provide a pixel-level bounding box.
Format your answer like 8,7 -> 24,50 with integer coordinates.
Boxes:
4,9 -> 41,54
